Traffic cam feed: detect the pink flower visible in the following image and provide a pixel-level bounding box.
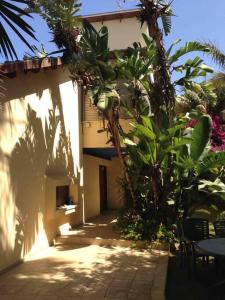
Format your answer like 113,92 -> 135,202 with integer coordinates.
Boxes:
186,115 -> 225,152
211,115 -> 225,152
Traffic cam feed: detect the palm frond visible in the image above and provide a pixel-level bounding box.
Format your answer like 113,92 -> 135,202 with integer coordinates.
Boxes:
160,1 -> 173,36
0,0 -> 36,59
169,41 -> 209,64
209,72 -> 225,89
203,41 -> 225,69
161,14 -> 171,36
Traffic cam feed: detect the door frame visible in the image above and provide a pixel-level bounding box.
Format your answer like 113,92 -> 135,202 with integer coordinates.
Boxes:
99,165 -> 108,213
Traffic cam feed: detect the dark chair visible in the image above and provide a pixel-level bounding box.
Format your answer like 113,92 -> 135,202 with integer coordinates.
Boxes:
213,220 -> 225,238
178,218 -> 210,276
213,220 -> 225,275
177,220 -> 188,268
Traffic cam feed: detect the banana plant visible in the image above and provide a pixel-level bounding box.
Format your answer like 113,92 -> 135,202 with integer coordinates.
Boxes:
122,112 -> 225,221
116,35 -> 214,127
174,114 -> 225,217
121,114 -> 192,220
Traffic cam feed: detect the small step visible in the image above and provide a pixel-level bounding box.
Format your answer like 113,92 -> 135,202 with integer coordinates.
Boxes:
54,235 -> 147,248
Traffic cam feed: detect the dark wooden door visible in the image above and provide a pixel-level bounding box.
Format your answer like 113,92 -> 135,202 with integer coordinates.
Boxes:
99,165 -> 108,212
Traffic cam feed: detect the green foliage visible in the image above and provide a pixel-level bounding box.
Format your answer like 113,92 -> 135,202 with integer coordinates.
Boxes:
210,73 -> 225,89
96,89 -> 120,112
138,0 -> 173,36
190,115 -> 212,160
27,0 -> 81,29
69,21 -> 118,109
119,112 -> 225,235
176,82 -> 217,114
117,206 -> 170,241
27,0 -> 81,52
169,41 -> 209,64
203,41 -> 225,69
199,179 -> 225,200
198,150 -> 225,174
175,57 -> 213,88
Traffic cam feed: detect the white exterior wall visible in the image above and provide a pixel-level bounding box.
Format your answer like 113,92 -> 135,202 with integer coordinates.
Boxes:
0,67 -> 84,272
91,17 -> 148,50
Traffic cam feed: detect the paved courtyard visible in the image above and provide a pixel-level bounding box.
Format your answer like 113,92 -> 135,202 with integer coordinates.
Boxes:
0,243 -> 168,300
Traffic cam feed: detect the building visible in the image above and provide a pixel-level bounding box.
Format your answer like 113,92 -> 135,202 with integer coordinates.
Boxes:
0,9 -> 148,272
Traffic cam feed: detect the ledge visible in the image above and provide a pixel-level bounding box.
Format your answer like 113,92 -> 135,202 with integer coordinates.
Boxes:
56,205 -> 77,215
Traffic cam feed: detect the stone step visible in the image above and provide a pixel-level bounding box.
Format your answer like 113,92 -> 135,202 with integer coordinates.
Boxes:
54,235 -> 169,251
54,235 -> 144,248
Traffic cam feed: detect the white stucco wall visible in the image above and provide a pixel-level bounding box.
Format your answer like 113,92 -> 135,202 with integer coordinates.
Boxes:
0,67 -> 83,272
91,17 -> 148,50
83,154 -> 110,221
83,154 -> 123,222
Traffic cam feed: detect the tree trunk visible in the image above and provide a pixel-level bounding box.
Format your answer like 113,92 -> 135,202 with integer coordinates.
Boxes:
140,0 -> 176,125
105,109 -> 137,206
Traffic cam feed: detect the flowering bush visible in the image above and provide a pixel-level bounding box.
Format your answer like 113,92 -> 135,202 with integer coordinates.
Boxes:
211,116 -> 225,152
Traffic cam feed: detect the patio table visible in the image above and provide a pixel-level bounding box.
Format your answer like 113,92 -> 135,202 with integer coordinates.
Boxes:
197,238 -> 225,257
197,238 -> 225,293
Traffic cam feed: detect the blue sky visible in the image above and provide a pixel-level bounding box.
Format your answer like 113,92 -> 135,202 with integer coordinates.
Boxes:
2,0 -> 225,71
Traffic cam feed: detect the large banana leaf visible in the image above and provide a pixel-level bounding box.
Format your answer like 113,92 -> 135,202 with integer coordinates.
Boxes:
199,179 -> 225,200
96,89 -> 120,112
0,0 -> 35,59
190,115 -> 212,161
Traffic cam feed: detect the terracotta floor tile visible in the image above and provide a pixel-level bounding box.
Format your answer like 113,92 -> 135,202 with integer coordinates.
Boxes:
0,213 -> 168,300
106,287 -> 129,298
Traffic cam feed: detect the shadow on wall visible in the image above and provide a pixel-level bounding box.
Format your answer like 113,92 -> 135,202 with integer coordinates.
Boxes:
9,105 -> 48,258
0,79 -> 81,270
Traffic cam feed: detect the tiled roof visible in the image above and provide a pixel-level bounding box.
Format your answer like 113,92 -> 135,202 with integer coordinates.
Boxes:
0,57 -> 63,77
82,9 -> 141,23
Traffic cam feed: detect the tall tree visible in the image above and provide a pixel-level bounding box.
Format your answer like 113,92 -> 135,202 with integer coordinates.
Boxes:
137,0 -> 176,124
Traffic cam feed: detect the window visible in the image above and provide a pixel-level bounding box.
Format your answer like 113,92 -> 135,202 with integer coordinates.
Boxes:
56,185 -> 70,208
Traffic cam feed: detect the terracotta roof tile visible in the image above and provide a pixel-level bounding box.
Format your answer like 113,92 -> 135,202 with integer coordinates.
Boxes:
0,57 -> 63,77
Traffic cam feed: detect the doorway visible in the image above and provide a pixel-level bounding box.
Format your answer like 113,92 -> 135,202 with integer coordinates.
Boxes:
99,165 -> 108,212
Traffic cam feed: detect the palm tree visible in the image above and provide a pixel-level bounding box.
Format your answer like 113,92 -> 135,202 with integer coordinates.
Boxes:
137,0 -> 176,122
203,41 -> 225,88
0,0 -> 35,59
25,0 -> 81,54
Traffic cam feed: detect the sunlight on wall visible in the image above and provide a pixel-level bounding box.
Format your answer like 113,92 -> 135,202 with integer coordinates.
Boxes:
83,119 -> 132,148
59,81 -> 81,178
0,159 -> 16,253
27,89 -> 52,128
0,69 -> 83,272
92,18 -> 148,50
0,100 -> 27,155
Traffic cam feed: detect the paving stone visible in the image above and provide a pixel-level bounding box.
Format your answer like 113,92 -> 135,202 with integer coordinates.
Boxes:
34,296 -> 59,300
110,279 -> 133,288
106,287 -> 129,298
0,213 -> 168,300
0,296 -> 13,300
0,284 -> 24,295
